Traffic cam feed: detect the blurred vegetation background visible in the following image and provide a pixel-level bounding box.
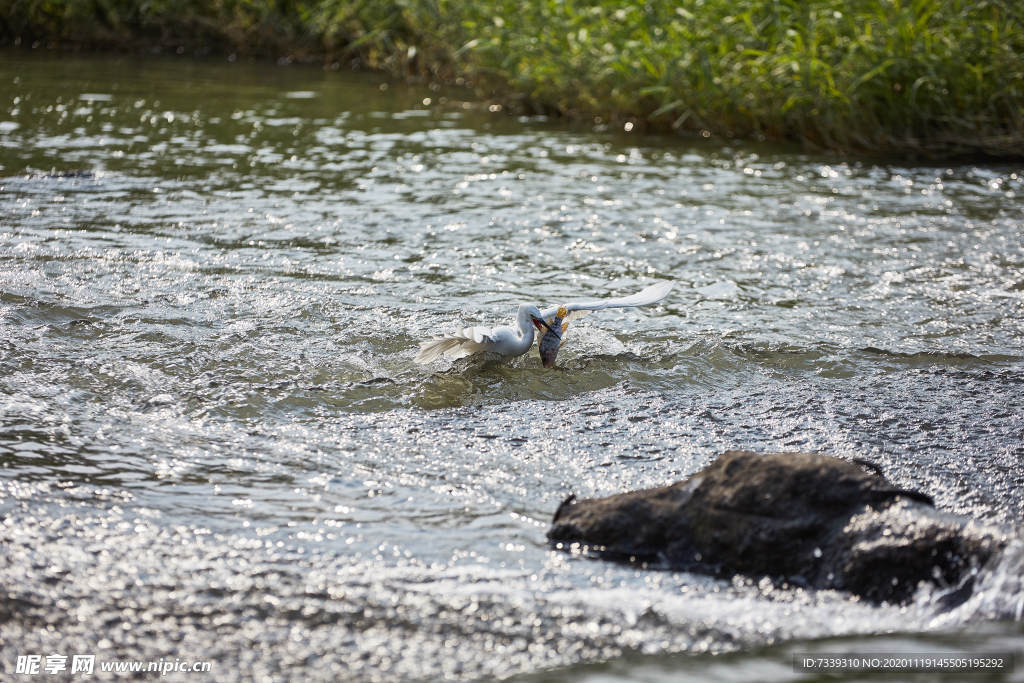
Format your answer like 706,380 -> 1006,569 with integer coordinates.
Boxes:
4,0 -> 1023,157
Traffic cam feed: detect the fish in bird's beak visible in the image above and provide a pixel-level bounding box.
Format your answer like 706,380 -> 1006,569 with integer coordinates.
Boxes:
536,307 -> 568,367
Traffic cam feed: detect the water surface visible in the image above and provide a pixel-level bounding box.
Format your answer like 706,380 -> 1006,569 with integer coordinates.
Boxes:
1,51 -> 1023,680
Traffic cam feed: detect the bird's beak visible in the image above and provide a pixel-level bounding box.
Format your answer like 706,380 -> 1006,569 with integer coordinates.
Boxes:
532,316 -> 558,336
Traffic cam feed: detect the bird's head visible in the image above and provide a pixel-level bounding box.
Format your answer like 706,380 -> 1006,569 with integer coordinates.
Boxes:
531,317 -> 557,336
519,304 -> 556,335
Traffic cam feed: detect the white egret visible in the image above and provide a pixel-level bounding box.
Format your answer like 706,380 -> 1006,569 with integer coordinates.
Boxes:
414,281 -> 672,365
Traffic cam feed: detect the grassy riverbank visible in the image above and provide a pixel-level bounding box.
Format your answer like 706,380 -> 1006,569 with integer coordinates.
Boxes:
5,0 -> 1023,157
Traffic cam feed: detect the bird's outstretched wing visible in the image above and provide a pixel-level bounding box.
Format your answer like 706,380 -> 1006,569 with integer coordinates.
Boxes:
415,326 -> 497,363
540,281 -> 673,325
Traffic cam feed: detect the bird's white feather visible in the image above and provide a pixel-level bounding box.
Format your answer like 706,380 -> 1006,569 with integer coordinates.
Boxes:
415,326 -> 496,363
539,281 -> 673,322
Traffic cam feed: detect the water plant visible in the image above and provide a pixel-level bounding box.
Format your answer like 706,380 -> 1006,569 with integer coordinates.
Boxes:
5,0 -> 1022,157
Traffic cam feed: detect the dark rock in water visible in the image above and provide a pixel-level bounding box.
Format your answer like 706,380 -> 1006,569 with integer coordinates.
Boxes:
547,450 -> 1007,604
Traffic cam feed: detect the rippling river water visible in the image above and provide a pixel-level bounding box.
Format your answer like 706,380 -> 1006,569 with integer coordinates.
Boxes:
1,51 -> 1023,681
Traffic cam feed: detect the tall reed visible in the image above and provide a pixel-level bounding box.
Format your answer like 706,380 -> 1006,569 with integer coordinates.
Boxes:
6,0 -> 1022,156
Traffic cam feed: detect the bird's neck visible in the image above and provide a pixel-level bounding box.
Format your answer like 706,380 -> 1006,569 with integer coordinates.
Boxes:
514,313 -> 537,351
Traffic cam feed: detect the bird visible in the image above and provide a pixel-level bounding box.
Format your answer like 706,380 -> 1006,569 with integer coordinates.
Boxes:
414,281 -> 673,364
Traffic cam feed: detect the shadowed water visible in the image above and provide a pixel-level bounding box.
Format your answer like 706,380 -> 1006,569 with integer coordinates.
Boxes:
1,51 -> 1023,680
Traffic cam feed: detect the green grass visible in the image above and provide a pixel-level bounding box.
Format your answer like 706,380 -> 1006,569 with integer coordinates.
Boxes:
5,0 -> 1023,157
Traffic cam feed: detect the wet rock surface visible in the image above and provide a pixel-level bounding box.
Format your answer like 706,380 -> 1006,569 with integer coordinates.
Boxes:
548,450 -> 1008,604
